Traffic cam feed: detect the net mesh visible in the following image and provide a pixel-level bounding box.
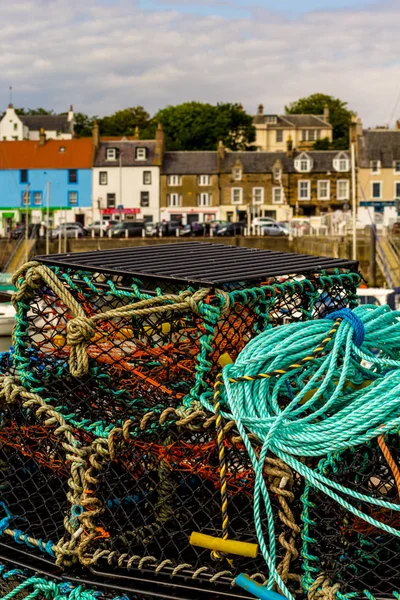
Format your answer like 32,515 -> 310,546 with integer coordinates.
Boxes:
0,257 -> 378,599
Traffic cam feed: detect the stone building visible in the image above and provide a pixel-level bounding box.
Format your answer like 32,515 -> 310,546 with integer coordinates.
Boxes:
253,105 -> 332,152
0,104 -> 74,141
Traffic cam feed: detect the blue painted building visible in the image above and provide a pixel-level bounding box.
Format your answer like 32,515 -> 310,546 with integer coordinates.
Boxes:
0,136 -> 93,234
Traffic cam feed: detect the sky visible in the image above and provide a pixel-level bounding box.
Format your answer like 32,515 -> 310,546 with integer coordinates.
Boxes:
0,0 -> 398,125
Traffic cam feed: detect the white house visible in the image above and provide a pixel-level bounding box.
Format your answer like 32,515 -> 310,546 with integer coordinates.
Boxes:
0,104 -> 74,141
92,123 -> 165,224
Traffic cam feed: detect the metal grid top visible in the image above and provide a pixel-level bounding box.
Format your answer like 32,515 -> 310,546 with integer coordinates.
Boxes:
35,243 -> 358,285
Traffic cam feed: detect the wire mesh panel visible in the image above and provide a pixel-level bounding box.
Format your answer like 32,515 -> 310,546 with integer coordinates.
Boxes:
0,244 -> 361,598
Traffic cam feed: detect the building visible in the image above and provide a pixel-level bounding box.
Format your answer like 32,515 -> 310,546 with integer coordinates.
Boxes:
285,150 -> 352,217
253,105 -> 332,152
92,123 -> 165,224
160,152 -> 220,224
218,145 -> 291,222
0,133 -> 93,234
0,104 -> 74,141
353,120 -> 400,226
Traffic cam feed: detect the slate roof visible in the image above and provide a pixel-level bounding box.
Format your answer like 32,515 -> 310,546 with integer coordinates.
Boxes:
0,139 -> 93,169
252,114 -> 331,128
162,150 -> 349,175
162,152 -> 218,174
20,114 -> 71,133
94,141 -> 157,167
358,130 -> 400,168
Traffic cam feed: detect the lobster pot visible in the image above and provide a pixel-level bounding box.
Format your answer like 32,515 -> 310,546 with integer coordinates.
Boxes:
301,433 -> 400,598
1,243 -> 359,598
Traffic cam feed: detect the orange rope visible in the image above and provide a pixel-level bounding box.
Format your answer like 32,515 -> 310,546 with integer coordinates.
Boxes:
377,434 -> 400,498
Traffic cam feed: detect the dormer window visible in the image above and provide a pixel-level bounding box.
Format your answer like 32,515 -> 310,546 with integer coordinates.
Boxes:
233,167 -> 242,181
273,168 -> 282,180
106,148 -> 117,161
265,115 -> 277,124
370,160 -> 380,174
136,147 -> 147,160
333,152 -> 350,172
295,153 -> 313,173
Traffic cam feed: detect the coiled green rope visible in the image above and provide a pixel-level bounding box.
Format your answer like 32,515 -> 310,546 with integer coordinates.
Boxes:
204,304 -> 400,599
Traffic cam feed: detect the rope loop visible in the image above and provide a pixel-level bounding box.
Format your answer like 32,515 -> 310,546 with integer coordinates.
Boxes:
325,307 -> 365,347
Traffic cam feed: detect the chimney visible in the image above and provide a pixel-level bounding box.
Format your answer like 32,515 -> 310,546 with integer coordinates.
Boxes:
39,128 -> 46,146
323,104 -> 330,122
92,120 -> 99,149
154,122 -> 165,166
395,120 -> 400,130
258,104 -> 264,115
217,140 -> 225,161
134,126 -> 140,140
286,136 -> 293,157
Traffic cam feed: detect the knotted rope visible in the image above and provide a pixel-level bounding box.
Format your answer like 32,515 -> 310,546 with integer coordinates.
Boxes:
12,261 -> 220,377
201,304 -> 400,600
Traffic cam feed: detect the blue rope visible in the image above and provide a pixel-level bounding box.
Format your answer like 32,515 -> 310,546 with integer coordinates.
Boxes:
326,308 -> 365,347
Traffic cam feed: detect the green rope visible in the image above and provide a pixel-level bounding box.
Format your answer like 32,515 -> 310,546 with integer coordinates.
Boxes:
203,304 -> 400,599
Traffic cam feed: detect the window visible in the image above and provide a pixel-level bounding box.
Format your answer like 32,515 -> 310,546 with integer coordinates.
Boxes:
272,187 -> 283,204
301,129 -> 307,141
143,171 -> 152,185
231,188 -> 243,204
233,167 -> 242,181
21,190 -> 30,206
295,153 -> 313,173
318,180 -> 330,200
308,130 -> 315,142
333,153 -> 350,172
33,192 -> 42,206
106,148 -> 117,161
337,180 -> 350,200
301,130 -> 318,142
253,188 -> 264,204
68,169 -> 77,184
99,171 -> 108,185
394,161 -> 400,174
265,116 -> 277,124
298,180 -> 311,201
198,175 -> 211,186
140,192 -> 150,207
68,192 -> 78,205
371,182 -> 381,199
198,193 -> 211,207
276,130 -> 283,143
168,193 -> 181,207
20,170 -> 28,184
370,160 -> 380,174
136,147 -> 147,160
13,123 -> 17,131
395,182 -> 400,198
273,168 -> 281,180
167,175 -> 181,186
107,193 -> 116,208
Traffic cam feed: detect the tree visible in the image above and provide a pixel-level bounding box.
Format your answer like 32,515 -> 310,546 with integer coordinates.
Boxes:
14,108 -> 55,115
74,112 -> 95,137
98,106 -> 151,137
152,102 -> 255,151
285,93 -> 355,150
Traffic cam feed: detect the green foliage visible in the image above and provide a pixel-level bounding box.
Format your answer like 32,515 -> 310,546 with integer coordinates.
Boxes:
313,137 -> 331,150
74,113 -> 95,137
285,93 -> 355,150
152,102 -> 255,151
15,108 -> 55,115
98,106 -> 151,137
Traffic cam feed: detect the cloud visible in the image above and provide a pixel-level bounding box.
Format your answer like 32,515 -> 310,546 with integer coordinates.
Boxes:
0,0 -> 399,126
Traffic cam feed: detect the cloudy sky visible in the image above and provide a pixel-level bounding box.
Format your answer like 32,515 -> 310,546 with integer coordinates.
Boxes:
0,0 -> 398,125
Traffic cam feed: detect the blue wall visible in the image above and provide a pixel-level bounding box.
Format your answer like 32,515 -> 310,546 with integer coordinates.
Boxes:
0,169 -> 92,209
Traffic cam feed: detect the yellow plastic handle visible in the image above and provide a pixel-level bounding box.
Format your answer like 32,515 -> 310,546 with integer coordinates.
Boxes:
189,532 -> 258,558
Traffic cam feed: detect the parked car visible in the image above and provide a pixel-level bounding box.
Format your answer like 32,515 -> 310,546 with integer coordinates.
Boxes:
252,217 -> 276,228
262,223 -> 289,236
109,222 -> 145,237
216,222 -> 246,236
180,222 -> 207,237
50,223 -> 83,240
146,221 -> 183,237
11,223 -> 41,239
86,220 -> 118,236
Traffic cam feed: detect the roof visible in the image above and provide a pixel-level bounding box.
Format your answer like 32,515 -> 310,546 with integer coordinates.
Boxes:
358,130 -> 400,168
162,152 -> 218,174
0,139 -> 93,169
35,242 -> 358,286
94,141 -> 156,167
253,114 -> 331,128
19,114 -> 71,133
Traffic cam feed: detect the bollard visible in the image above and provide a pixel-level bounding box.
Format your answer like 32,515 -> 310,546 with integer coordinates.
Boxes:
91,229 -> 95,238
125,228 -> 128,239
176,228 -> 180,237
142,228 -> 146,238
75,230 -> 78,239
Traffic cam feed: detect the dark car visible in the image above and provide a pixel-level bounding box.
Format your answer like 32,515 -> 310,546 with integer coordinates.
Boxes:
11,223 -> 40,239
109,222 -> 145,238
216,222 -> 246,236
180,222 -> 206,237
